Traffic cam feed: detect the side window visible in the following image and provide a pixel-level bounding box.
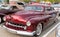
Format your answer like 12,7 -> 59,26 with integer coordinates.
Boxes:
50,7 -> 54,10
45,7 -> 54,11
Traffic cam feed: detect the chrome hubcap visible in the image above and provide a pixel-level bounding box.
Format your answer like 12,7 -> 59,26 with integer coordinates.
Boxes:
36,23 -> 42,35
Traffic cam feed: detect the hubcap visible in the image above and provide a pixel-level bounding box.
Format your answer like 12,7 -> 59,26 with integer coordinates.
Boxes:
36,23 -> 42,35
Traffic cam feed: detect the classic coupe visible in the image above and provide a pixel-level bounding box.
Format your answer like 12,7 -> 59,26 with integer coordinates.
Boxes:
0,4 -> 12,10
3,4 -> 58,37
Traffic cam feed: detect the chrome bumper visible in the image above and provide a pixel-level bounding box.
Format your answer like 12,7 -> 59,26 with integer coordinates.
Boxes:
3,25 -> 35,36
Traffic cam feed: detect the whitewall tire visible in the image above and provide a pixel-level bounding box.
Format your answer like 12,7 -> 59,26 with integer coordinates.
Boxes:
36,23 -> 42,36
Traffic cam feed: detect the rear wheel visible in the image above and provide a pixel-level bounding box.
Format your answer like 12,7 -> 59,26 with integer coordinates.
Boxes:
34,23 -> 42,37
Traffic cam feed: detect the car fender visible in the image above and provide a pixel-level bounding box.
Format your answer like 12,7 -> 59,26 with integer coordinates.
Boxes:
26,15 -> 52,31
28,15 -> 52,25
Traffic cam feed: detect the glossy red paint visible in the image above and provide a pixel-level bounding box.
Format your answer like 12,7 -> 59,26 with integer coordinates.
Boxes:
4,4 -> 58,32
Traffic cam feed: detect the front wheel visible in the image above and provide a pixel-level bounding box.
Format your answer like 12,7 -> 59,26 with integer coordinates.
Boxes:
34,23 -> 42,37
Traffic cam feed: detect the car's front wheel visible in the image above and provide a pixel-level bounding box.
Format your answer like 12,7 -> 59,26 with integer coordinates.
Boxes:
34,23 -> 42,37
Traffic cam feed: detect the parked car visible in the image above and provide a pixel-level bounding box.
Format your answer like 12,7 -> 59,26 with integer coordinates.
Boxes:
0,4 -> 23,23
0,4 -> 24,10
0,4 -> 12,10
3,4 -> 58,37
51,4 -> 60,16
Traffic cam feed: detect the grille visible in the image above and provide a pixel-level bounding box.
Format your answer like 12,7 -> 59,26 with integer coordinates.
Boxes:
5,22 -> 27,30
8,21 -> 25,26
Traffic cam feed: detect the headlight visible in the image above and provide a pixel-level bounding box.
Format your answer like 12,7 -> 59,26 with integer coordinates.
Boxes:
3,15 -> 10,21
26,21 -> 31,26
3,17 -> 6,21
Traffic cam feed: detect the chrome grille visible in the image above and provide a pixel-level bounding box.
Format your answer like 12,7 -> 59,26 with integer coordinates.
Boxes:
7,22 -> 27,30
8,21 -> 25,26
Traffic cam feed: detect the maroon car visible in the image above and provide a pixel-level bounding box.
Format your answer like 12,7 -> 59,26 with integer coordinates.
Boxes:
3,4 -> 58,37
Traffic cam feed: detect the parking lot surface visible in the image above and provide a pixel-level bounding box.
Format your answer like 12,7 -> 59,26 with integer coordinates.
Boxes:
0,27 -> 22,37
0,27 -> 33,37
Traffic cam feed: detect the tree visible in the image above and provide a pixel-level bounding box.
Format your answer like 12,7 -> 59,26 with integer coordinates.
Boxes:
36,0 -> 40,2
7,0 -> 9,3
49,0 -> 55,3
55,0 -> 60,3
24,0 -> 30,3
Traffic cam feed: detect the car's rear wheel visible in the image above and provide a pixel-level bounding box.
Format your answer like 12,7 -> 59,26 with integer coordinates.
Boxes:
34,23 -> 42,37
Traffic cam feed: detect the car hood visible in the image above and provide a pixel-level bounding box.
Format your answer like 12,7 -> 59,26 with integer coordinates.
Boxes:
14,10 -> 44,15
14,10 -> 56,15
13,10 -> 44,20
7,10 -> 52,24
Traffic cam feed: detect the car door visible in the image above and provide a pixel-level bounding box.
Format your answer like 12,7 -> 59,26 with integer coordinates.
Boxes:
45,7 -> 57,20
43,7 -> 57,29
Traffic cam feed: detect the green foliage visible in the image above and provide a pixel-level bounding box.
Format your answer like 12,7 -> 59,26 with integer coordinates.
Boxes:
7,0 -> 9,3
49,0 -> 55,3
44,0 -> 54,3
23,0 -> 60,3
55,0 -> 60,3
24,0 -> 30,3
36,0 -> 40,2
47,0 -> 60,3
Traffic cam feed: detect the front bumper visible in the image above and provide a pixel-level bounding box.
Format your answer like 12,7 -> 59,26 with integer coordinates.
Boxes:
3,25 -> 35,36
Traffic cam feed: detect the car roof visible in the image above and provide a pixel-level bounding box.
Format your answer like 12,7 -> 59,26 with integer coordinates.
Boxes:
28,3 -> 51,7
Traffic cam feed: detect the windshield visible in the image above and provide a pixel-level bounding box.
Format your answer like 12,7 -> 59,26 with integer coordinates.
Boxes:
25,6 -> 43,11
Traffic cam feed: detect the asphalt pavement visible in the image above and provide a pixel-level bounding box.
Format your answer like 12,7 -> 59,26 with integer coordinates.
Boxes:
0,27 -> 32,37
0,27 -> 23,37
